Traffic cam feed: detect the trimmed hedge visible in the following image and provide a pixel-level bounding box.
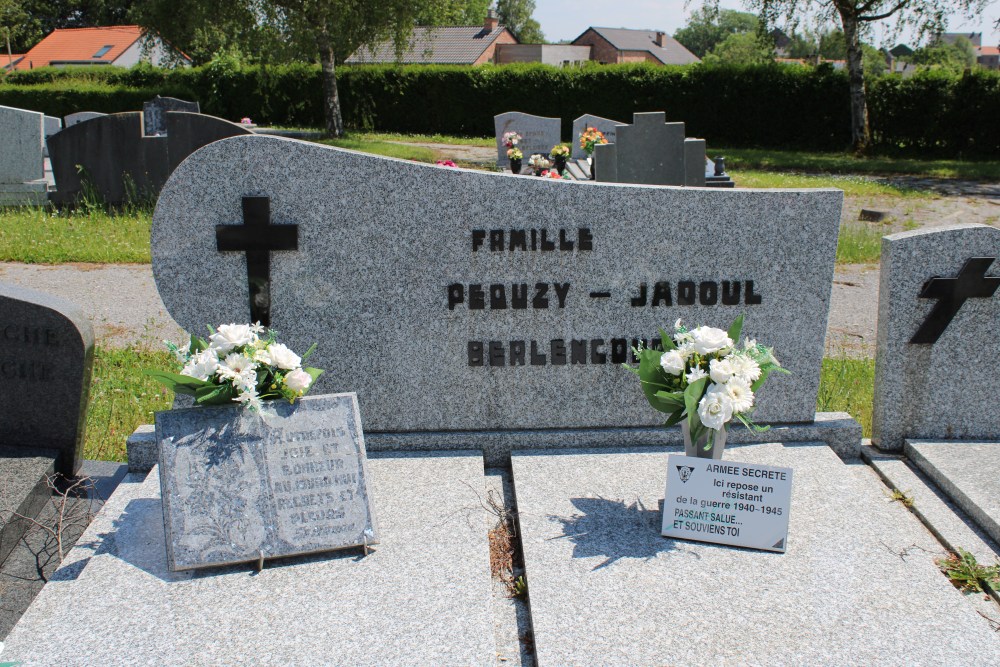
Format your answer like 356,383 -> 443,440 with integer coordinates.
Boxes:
3,62 -> 998,156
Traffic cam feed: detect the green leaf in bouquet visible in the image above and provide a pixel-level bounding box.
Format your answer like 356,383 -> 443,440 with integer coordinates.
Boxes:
300,343 -> 318,362
653,390 -> 685,410
303,367 -> 324,395
727,314 -> 744,345
664,408 -> 685,427
658,328 -> 677,351
636,350 -> 676,413
143,370 -> 213,396
683,377 -> 708,432
187,333 -> 208,355
194,383 -> 236,405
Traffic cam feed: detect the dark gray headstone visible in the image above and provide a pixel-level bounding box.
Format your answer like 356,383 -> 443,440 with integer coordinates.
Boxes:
494,112 -> 561,167
64,112 -> 107,127
593,142 -> 617,182
142,96 -> 199,136
48,111 -> 250,205
152,136 -> 843,431
613,112 -> 686,186
0,283 -> 94,476
156,393 -> 378,571
684,139 -> 706,186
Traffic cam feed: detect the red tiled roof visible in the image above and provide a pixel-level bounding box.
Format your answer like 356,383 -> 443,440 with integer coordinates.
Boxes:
2,54 -> 24,70
16,26 -> 145,70
346,26 -> 512,64
979,46 -> 1000,56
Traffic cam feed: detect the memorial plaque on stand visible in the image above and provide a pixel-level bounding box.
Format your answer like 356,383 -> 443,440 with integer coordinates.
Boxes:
661,454 -> 792,552
156,392 -> 378,571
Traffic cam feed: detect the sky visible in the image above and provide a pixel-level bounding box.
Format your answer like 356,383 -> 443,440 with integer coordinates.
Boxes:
533,0 -> 1000,49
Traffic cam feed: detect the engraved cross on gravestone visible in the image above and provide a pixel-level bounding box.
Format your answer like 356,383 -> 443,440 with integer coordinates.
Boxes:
910,257 -> 1000,344
215,196 -> 298,327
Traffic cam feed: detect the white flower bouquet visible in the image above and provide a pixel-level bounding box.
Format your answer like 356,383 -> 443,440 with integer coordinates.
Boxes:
626,315 -> 787,450
146,323 -> 323,412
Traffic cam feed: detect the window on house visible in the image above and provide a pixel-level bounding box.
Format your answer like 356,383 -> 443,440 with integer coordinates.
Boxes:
92,45 -> 114,58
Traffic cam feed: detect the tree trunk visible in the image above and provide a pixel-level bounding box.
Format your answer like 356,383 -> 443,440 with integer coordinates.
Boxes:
840,11 -> 869,153
316,30 -> 344,138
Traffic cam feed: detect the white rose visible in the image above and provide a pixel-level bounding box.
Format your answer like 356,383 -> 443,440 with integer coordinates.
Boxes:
709,358 -> 734,384
725,377 -> 754,413
262,343 -> 301,370
209,323 -> 255,354
284,368 -> 312,393
659,349 -> 686,375
697,385 -> 734,430
689,326 -> 733,355
216,353 -> 256,382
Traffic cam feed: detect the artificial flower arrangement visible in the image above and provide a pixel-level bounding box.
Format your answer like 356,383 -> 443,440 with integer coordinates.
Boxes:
146,323 -> 323,412
625,315 -> 786,450
550,144 -> 570,159
240,117 -> 253,125
541,169 -> 570,179
436,159 -> 458,167
507,147 -> 523,161
528,153 -> 551,174
502,131 -> 522,148
579,127 -> 607,156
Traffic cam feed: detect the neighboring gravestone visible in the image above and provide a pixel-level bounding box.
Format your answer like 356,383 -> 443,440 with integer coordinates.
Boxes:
152,135 -> 842,434
598,112 -> 706,187
142,96 -> 200,136
48,111 -> 251,205
872,224 -> 1000,451
64,111 -> 107,127
494,111 -> 561,168
156,393 -> 378,571
571,114 -> 626,159
0,283 -> 94,476
42,116 -> 61,158
0,105 -> 47,205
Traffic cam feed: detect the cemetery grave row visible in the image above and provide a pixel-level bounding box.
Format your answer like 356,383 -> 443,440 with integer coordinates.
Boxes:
1,130 -> 999,664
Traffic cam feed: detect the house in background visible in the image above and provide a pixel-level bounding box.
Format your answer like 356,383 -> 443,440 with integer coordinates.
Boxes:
495,43 -> 591,66
571,27 -> 700,65
14,26 -> 190,70
978,46 -> 1000,70
346,12 -> 517,65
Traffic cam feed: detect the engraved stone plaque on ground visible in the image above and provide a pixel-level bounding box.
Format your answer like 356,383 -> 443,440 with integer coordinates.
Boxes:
0,282 -> 94,476
872,224 -> 1000,450
152,135 -> 842,434
571,114 -> 625,159
156,392 -> 378,571
494,111 -> 561,167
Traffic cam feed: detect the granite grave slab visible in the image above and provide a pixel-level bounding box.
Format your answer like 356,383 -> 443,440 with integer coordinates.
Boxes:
1,452 -> 495,665
0,283 -> 94,476
0,105 -> 47,205
48,111 -> 250,205
151,135 -> 842,435
905,439 -> 1000,544
63,111 -> 106,127
156,393 -> 378,571
511,444 -> 1000,665
872,224 -> 1000,450
0,446 -> 56,567
494,111 -> 561,167
142,95 -> 199,136
571,113 -> 625,159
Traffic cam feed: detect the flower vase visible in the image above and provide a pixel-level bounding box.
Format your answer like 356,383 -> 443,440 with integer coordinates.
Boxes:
554,156 -> 567,174
682,421 -> 727,459
510,158 -> 521,175
586,155 -> 595,180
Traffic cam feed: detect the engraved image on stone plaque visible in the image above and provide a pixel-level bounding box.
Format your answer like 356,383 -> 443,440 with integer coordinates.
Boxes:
156,392 -> 378,571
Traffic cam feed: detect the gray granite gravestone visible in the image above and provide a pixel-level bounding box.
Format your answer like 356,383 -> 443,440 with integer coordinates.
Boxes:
0,105 -> 47,205
571,114 -> 626,159
872,224 -> 1000,451
598,111 -> 706,187
63,111 -> 107,127
142,96 -> 200,136
0,283 -> 94,476
49,111 -> 251,205
156,393 -> 378,571
494,111 -> 561,167
151,135 -> 842,437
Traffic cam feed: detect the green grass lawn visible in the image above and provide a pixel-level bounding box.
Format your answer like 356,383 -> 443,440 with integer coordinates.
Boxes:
347,131 -> 494,147
317,137 -> 440,162
86,347 -> 877,461
720,148 -> 1000,181
0,206 -> 152,263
